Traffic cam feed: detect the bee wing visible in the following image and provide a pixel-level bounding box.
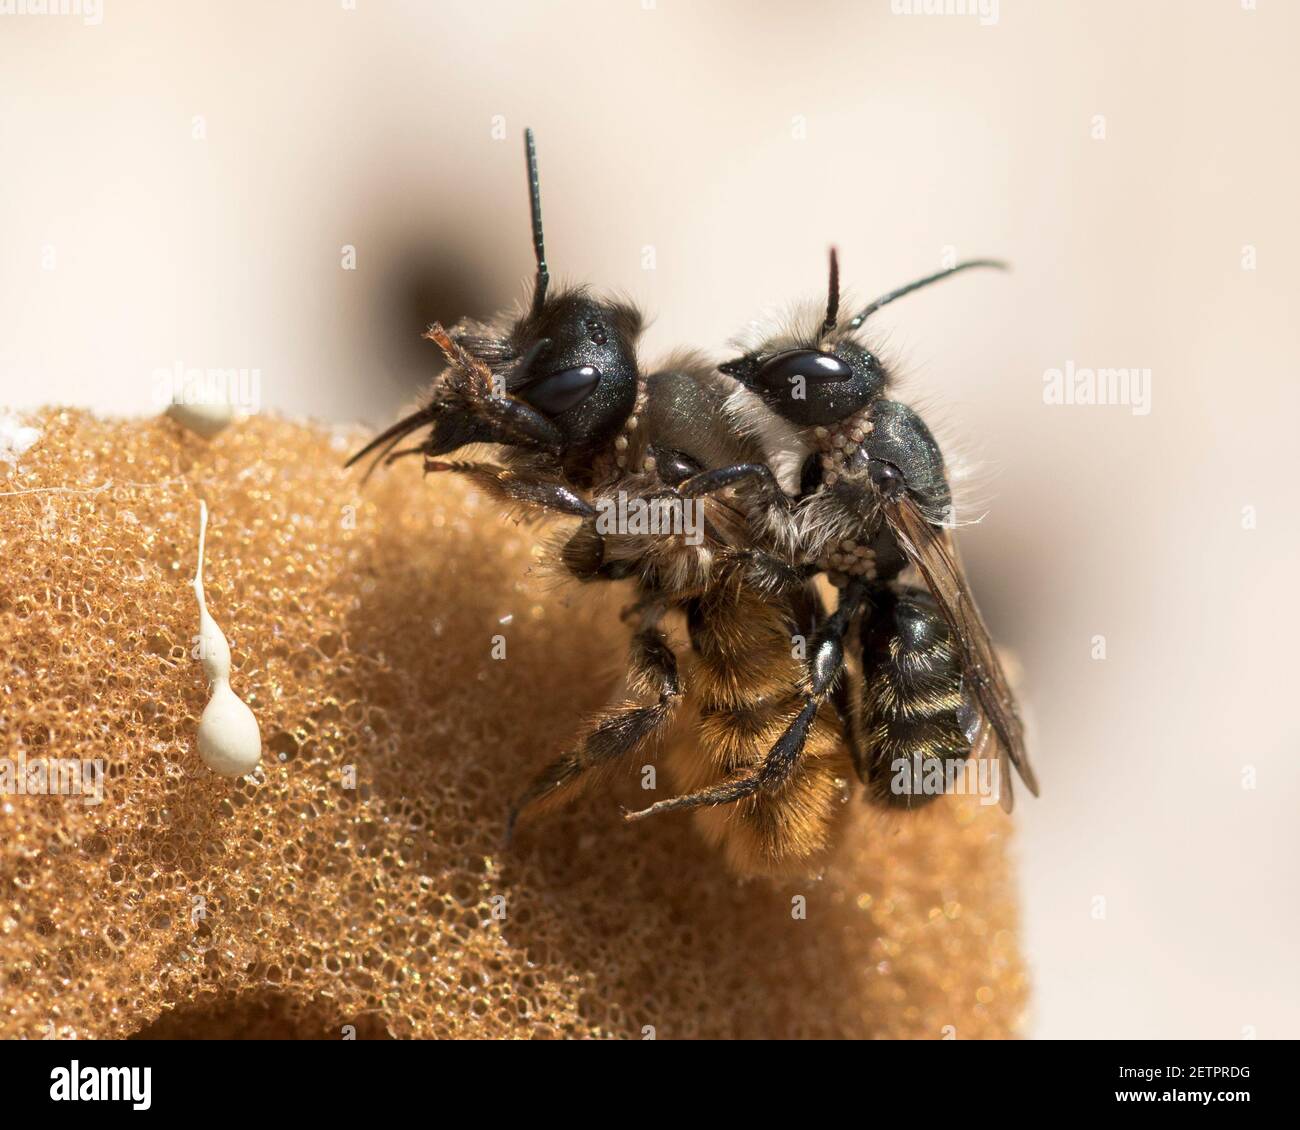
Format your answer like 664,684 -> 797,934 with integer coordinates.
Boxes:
882,494 -> 1039,812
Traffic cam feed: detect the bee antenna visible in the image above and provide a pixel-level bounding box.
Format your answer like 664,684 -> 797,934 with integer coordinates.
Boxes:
524,128 -> 549,317
820,246 -> 840,338
847,259 -> 1008,330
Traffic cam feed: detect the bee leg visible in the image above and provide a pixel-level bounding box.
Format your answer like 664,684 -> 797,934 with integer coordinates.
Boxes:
625,580 -> 867,821
679,465 -> 800,556
677,463 -> 791,505
732,549 -> 816,594
422,321 -> 568,454
506,614 -> 682,843
468,395 -> 566,455
345,393 -> 565,481
805,580 -> 867,768
418,391 -> 568,458
830,657 -> 866,769
423,460 -> 595,518
856,586 -> 980,808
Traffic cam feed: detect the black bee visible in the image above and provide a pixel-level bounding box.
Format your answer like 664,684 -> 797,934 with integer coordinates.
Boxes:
346,130 -> 646,509
619,249 -> 1040,849
345,131 -> 761,851
349,133 -> 1038,876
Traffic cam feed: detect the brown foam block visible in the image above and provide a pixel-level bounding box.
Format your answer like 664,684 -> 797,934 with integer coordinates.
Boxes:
0,409 -> 1029,1039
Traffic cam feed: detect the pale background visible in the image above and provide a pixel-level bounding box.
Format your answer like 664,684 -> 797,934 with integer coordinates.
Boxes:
2,0 -> 1297,1039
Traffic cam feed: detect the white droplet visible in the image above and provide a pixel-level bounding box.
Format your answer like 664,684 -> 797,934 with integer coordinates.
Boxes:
167,399 -> 234,439
192,500 -> 261,777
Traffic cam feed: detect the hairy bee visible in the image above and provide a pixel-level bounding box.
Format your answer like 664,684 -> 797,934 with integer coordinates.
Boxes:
346,130 -> 770,839
349,131 -> 1038,877
346,130 -> 647,511
620,250 -> 1040,867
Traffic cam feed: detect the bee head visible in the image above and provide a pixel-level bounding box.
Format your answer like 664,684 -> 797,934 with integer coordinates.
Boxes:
719,249 -> 885,427
720,251 -> 1006,430
347,129 -> 645,478
719,338 -> 885,427
506,290 -> 643,452
491,130 -> 642,453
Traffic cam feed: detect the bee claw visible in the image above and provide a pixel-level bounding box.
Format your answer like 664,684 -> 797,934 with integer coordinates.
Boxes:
622,802 -> 659,823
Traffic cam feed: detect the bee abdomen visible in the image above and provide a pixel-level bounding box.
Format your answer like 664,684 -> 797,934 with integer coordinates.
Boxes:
857,588 -> 974,808
667,578 -> 850,875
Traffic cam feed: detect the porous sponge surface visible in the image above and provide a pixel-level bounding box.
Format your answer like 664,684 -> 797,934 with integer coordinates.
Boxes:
0,410 -> 1029,1039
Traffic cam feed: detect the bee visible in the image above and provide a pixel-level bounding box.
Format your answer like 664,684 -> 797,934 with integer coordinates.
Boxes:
349,132 -> 1038,877
344,130 -> 759,841
345,129 -> 646,512
618,249 -> 1040,871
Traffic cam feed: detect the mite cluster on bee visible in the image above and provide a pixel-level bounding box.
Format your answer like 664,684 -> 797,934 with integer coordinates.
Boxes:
813,412 -> 873,489
349,130 -> 1038,877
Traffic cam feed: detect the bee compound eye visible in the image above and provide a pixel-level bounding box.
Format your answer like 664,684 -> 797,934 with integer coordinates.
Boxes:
519,365 -> 601,415
756,350 -> 853,390
867,458 -> 906,499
